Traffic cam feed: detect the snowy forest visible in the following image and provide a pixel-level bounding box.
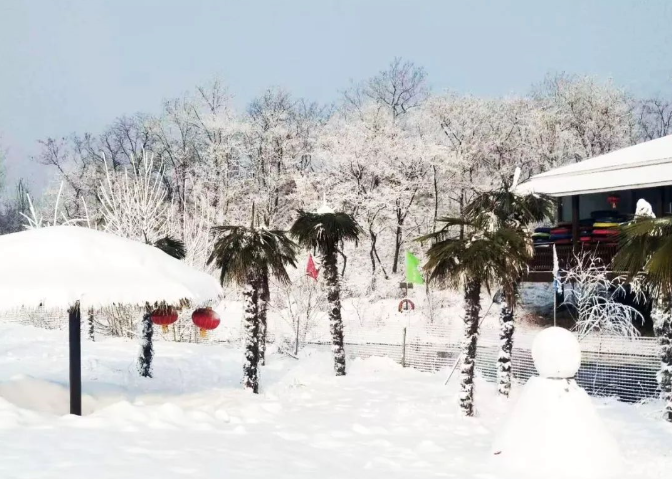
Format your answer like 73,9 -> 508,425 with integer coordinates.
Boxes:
1,58 -> 672,294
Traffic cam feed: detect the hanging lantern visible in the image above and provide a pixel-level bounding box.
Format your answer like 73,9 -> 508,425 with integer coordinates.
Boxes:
607,194 -> 620,209
151,307 -> 178,333
192,307 -> 221,338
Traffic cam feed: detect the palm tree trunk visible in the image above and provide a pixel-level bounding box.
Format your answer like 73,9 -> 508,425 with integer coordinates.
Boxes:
497,298 -> 514,397
138,308 -> 153,378
323,250 -> 346,376
259,270 -> 270,366
460,278 -> 481,416
243,273 -> 261,393
653,295 -> 672,422
87,308 -> 95,342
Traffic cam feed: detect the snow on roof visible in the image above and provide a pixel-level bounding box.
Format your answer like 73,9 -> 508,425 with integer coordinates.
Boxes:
516,135 -> 672,196
0,226 -> 222,312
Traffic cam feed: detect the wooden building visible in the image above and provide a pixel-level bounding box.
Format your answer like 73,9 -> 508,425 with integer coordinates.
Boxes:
517,135 -> 672,282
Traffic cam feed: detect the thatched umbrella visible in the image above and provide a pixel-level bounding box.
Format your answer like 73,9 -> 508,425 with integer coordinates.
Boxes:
0,226 -> 222,415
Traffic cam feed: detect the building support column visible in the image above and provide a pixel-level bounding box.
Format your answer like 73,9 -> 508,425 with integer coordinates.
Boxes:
572,195 -> 580,251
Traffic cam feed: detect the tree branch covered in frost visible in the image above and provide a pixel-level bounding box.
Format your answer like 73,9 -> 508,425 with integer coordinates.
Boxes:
98,151 -> 171,243
561,252 -> 644,339
273,274 -> 327,354
21,181 -> 88,229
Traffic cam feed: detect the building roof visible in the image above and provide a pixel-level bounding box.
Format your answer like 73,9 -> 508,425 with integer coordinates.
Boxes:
516,135 -> 672,197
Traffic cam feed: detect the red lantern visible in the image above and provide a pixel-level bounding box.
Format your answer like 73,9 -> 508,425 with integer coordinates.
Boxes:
192,307 -> 220,338
151,307 -> 178,333
607,194 -> 620,209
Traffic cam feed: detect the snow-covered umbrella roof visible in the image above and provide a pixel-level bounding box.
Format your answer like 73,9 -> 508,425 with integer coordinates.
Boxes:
0,226 -> 222,312
516,134 -> 672,196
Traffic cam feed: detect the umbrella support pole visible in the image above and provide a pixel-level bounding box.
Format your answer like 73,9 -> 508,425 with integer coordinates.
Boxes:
69,302 -> 82,416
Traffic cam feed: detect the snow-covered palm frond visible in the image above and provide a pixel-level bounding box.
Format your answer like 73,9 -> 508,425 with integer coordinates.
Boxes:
615,216 -> 672,297
207,225 -> 298,287
289,210 -> 363,254
463,187 -> 553,231
153,236 -> 186,260
420,217 -> 532,297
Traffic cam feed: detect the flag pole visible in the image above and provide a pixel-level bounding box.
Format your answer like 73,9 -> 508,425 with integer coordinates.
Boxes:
553,285 -> 557,327
552,244 -> 559,327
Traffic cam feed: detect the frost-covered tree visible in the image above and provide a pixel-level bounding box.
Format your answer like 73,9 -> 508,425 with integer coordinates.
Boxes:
422,94 -> 504,217
0,179 -> 31,234
208,216 -> 297,392
98,151 -> 171,242
318,105 -> 392,283
290,208 -> 362,376
532,73 -> 636,162
242,88 -> 328,228
636,97 -> 672,141
420,216 -> 531,416
186,79 -> 245,222
322,102 -> 432,279
346,57 -> 428,121
615,216 -> 672,422
343,59 -> 430,274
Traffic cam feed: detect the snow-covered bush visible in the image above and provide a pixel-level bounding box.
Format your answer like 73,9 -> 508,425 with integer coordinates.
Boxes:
273,277 -> 326,354
561,253 -> 644,339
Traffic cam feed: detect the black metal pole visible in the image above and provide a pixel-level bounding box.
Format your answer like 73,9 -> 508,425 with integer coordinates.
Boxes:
69,302 -> 82,416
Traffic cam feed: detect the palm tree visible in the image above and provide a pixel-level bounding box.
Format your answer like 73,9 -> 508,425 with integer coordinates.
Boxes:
463,187 -> 553,396
208,223 -> 297,393
290,209 -> 362,376
138,235 -> 187,378
614,216 -> 672,422
419,216 -> 532,416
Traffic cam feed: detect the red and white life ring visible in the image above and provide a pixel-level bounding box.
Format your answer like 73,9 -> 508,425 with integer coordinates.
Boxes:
398,299 -> 415,313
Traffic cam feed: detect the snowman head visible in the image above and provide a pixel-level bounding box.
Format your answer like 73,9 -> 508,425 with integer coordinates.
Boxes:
532,327 -> 581,378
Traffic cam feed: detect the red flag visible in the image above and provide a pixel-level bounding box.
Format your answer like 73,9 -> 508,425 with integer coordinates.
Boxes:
306,254 -> 319,281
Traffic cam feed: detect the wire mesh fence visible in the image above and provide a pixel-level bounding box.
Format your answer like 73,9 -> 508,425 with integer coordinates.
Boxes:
0,305 -> 661,403
336,321 -> 661,403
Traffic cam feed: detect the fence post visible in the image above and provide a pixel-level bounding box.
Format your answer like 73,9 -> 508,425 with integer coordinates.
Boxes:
401,327 -> 407,367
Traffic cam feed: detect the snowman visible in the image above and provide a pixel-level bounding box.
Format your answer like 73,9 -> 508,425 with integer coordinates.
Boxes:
492,327 -> 623,479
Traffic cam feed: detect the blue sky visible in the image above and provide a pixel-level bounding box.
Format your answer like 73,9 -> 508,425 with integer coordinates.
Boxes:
1,0 -> 672,193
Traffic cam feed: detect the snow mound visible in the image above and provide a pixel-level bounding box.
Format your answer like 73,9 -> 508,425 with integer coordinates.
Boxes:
349,356 -> 402,374
492,377 -> 623,479
316,204 -> 334,214
532,327 -> 581,378
0,376 -> 99,415
0,226 -> 222,312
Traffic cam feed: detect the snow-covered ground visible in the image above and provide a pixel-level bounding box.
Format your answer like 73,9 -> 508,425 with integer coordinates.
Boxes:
0,322 -> 670,479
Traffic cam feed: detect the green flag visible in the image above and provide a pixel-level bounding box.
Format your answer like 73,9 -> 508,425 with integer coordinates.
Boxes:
406,251 -> 425,285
